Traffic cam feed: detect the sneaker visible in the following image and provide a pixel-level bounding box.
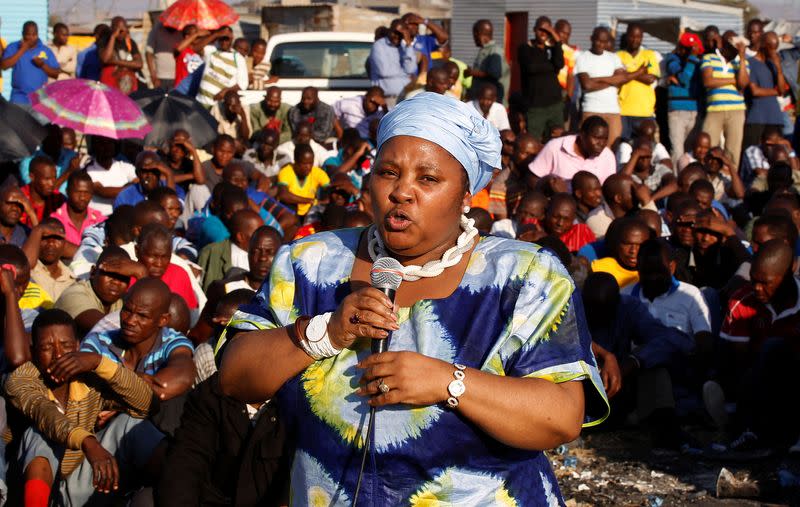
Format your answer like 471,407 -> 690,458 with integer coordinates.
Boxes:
729,430 -> 759,451
703,380 -> 729,427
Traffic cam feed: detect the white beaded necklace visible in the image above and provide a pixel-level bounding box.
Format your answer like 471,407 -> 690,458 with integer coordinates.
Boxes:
367,214 -> 479,281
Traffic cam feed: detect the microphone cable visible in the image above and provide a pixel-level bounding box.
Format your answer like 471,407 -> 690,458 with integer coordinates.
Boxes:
351,405 -> 376,507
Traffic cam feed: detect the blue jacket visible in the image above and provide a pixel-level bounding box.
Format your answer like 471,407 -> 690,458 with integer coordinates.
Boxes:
589,294 -> 694,368
665,53 -> 702,112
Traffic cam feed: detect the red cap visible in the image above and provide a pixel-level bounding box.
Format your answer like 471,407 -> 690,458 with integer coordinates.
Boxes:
679,32 -> 704,53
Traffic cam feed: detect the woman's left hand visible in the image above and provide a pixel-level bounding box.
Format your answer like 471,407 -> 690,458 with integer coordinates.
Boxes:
357,352 -> 454,407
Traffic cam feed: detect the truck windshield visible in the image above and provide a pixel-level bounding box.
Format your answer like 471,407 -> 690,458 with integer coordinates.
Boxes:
270,41 -> 372,79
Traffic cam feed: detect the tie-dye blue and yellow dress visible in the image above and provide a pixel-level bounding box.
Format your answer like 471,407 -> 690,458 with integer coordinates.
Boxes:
228,227 -> 609,506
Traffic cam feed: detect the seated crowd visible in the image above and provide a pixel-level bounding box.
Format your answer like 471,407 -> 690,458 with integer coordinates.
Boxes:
0,13 -> 798,507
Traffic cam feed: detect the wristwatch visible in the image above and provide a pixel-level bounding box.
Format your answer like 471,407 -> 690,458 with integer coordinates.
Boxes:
446,364 -> 467,408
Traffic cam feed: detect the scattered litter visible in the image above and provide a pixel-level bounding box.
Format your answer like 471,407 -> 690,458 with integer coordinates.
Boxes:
554,429 -> 791,505
716,467 -> 760,499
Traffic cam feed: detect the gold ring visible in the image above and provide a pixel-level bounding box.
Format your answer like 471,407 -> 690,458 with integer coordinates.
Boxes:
378,378 -> 390,394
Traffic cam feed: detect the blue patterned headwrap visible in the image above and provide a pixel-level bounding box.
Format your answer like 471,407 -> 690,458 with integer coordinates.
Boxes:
376,92 -> 502,194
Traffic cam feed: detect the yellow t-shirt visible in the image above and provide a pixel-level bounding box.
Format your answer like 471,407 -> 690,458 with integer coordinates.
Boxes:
19,281 -> 54,310
558,44 -> 578,90
277,165 -> 330,216
591,257 -> 639,289
617,48 -> 660,117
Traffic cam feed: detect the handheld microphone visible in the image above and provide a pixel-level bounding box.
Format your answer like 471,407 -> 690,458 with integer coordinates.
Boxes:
369,257 -> 404,354
353,257 -> 404,507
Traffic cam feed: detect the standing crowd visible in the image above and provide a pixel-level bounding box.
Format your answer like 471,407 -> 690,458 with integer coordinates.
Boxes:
0,10 -> 798,506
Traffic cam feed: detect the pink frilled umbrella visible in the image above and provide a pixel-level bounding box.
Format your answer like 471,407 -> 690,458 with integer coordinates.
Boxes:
29,79 -> 151,140
160,0 -> 240,31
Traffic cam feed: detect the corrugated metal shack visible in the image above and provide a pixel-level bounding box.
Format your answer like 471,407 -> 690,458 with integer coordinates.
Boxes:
1,0 -> 50,98
451,0 -> 744,78
260,3 -> 396,38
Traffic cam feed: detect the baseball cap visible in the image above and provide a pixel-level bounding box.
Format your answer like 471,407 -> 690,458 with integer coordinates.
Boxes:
679,32 -> 703,53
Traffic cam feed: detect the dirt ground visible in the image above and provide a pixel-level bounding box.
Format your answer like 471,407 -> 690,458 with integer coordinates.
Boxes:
553,427 -> 800,506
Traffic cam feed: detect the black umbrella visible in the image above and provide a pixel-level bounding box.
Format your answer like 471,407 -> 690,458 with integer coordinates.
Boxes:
130,89 -> 219,149
0,96 -> 48,161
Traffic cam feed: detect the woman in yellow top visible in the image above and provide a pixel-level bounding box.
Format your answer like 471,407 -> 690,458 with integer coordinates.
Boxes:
277,144 -> 330,217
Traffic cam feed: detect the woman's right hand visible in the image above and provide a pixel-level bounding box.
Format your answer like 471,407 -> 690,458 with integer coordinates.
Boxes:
327,287 -> 399,350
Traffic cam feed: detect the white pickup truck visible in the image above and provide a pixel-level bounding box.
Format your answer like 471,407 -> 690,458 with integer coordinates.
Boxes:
239,32 -> 374,106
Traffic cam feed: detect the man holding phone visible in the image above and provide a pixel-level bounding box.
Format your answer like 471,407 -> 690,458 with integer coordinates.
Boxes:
1,21 -> 59,105
368,19 -> 418,107
518,16 -> 565,141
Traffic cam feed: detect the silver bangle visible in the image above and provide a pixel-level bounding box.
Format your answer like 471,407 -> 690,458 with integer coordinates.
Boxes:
299,313 -> 341,360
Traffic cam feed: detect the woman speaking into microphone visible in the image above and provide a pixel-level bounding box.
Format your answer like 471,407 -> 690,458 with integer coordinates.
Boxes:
219,92 -> 609,506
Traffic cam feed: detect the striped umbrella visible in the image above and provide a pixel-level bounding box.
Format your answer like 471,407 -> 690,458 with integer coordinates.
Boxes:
29,79 -> 151,140
159,0 -> 240,31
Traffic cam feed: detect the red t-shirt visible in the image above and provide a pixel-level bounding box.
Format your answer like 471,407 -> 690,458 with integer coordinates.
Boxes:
560,223 -> 596,253
20,185 -> 65,227
293,221 -> 322,240
132,263 -> 198,309
175,47 -> 204,85
720,278 -> 800,347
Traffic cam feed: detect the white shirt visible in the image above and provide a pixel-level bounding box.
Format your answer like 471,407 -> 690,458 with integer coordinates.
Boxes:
586,200 -> 658,239
48,43 -> 77,81
224,279 -> 252,293
333,95 -> 384,139
469,100 -> 511,131
84,159 -> 137,215
230,242 -> 249,271
275,139 -> 332,169
623,279 -> 712,337
617,141 -> 672,169
574,50 -> 624,114
490,218 -> 517,239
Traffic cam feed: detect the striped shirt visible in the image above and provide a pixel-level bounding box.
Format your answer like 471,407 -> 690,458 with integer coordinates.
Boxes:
197,48 -> 249,107
250,58 -> 271,90
700,52 -> 748,112
5,357 -> 154,476
81,327 -> 194,376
